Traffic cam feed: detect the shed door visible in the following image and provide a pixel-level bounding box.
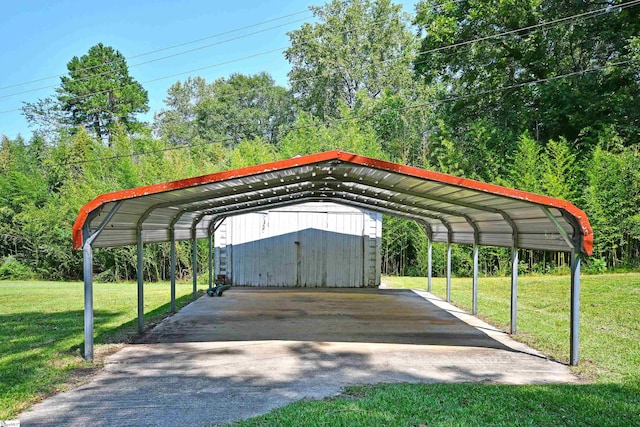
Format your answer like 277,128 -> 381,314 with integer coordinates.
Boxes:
296,212 -> 364,287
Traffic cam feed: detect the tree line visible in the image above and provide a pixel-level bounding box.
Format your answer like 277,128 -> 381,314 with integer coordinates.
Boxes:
1,0 -> 639,281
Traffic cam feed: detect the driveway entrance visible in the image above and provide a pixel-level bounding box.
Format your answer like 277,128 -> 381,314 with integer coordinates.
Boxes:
21,289 -> 575,426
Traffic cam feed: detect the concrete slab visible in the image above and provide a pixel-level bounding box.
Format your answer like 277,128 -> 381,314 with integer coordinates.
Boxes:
20,288 -> 576,426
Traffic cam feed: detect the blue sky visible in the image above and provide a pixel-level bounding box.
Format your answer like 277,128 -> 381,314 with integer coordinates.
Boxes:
0,0 -> 415,140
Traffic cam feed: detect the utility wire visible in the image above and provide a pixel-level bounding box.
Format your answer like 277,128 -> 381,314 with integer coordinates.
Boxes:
156,0 -> 637,108
0,11 -> 406,102
0,0 -> 466,91
0,16 -> 310,100
1,0 -> 635,113
0,9 -> 312,91
0,13 -> 407,110
4,57 -> 636,173
417,0 -> 640,56
0,47 -> 289,115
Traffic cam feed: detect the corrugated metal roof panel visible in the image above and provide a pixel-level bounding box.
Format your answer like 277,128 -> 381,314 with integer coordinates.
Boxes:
73,150 -> 592,254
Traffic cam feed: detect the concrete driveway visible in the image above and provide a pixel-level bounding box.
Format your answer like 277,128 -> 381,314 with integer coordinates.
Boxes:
21,288 -> 576,426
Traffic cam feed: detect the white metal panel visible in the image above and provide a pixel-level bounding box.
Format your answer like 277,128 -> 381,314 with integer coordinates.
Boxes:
318,211 -> 364,287
215,202 -> 380,287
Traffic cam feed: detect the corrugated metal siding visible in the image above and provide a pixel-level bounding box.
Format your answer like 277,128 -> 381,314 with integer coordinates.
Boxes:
215,203 -> 381,287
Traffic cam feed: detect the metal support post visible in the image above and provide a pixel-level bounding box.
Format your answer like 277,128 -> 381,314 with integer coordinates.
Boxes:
427,239 -> 432,293
192,233 -> 198,300
446,241 -> 452,302
137,230 -> 144,334
83,241 -> 94,361
510,246 -> 519,334
81,202 -> 122,361
472,244 -> 479,315
170,228 -> 176,313
570,249 -> 581,366
208,232 -> 213,289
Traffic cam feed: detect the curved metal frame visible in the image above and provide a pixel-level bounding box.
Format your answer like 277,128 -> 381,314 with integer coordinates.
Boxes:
74,151 -> 589,366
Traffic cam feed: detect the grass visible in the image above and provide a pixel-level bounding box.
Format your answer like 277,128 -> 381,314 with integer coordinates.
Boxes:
236,382 -> 640,427
384,273 -> 640,382
2,274 -> 639,425
0,280 -> 194,419
235,273 -> 640,426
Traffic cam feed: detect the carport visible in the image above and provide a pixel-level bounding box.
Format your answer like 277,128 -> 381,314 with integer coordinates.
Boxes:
72,150 -> 592,365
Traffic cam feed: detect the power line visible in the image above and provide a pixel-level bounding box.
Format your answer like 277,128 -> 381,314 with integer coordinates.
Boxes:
0,9 -> 312,92
0,16 -> 311,100
141,48 -> 287,85
0,45 -> 291,115
0,0 -> 466,93
0,47 -> 291,116
0,12 -> 412,112
2,0 -> 635,115
4,57 -> 635,172
0,9 -> 407,102
157,0 -> 632,113
417,0 -> 640,56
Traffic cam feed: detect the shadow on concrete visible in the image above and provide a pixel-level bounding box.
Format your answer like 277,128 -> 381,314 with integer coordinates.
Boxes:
20,339 -> 509,427
19,288 -> 578,427
141,288 -> 513,351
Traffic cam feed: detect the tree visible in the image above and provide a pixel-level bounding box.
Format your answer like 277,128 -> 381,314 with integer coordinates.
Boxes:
195,73 -> 293,146
155,73 -> 294,147
278,110 -> 385,159
24,43 -> 149,144
585,143 -> 640,266
541,137 -> 577,201
510,132 -> 543,193
413,0 -> 640,156
354,86 -> 435,167
153,76 -> 212,145
285,0 -> 416,119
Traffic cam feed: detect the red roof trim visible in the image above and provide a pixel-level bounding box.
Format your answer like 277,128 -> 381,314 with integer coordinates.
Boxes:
335,152 -> 592,255
72,150 -> 592,254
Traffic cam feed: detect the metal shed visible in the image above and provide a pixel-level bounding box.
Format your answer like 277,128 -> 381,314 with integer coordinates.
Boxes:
214,203 -> 382,287
72,150 -> 592,364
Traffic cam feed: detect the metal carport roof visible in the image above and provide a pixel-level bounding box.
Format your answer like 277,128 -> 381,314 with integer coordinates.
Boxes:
73,150 -> 590,366
73,150 -> 592,254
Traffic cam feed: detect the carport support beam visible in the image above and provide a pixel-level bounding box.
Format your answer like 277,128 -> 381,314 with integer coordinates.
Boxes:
208,232 -> 213,289
83,240 -> 94,361
81,202 -> 122,361
472,244 -> 479,315
170,228 -> 176,313
192,233 -> 197,300
570,249 -> 581,366
446,241 -> 452,302
510,246 -> 518,334
137,230 -> 144,334
427,239 -> 432,293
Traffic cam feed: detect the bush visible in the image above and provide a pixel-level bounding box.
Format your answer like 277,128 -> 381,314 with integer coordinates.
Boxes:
95,267 -> 117,282
586,257 -> 608,274
0,256 -> 35,280
518,260 -> 530,275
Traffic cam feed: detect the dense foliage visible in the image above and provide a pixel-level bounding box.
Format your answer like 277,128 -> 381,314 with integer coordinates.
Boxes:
1,0 -> 639,280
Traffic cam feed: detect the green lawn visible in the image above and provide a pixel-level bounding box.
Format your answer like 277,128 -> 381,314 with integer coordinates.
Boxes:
385,273 -> 640,382
0,280 -> 194,419
2,275 -> 639,425
236,273 -> 640,427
